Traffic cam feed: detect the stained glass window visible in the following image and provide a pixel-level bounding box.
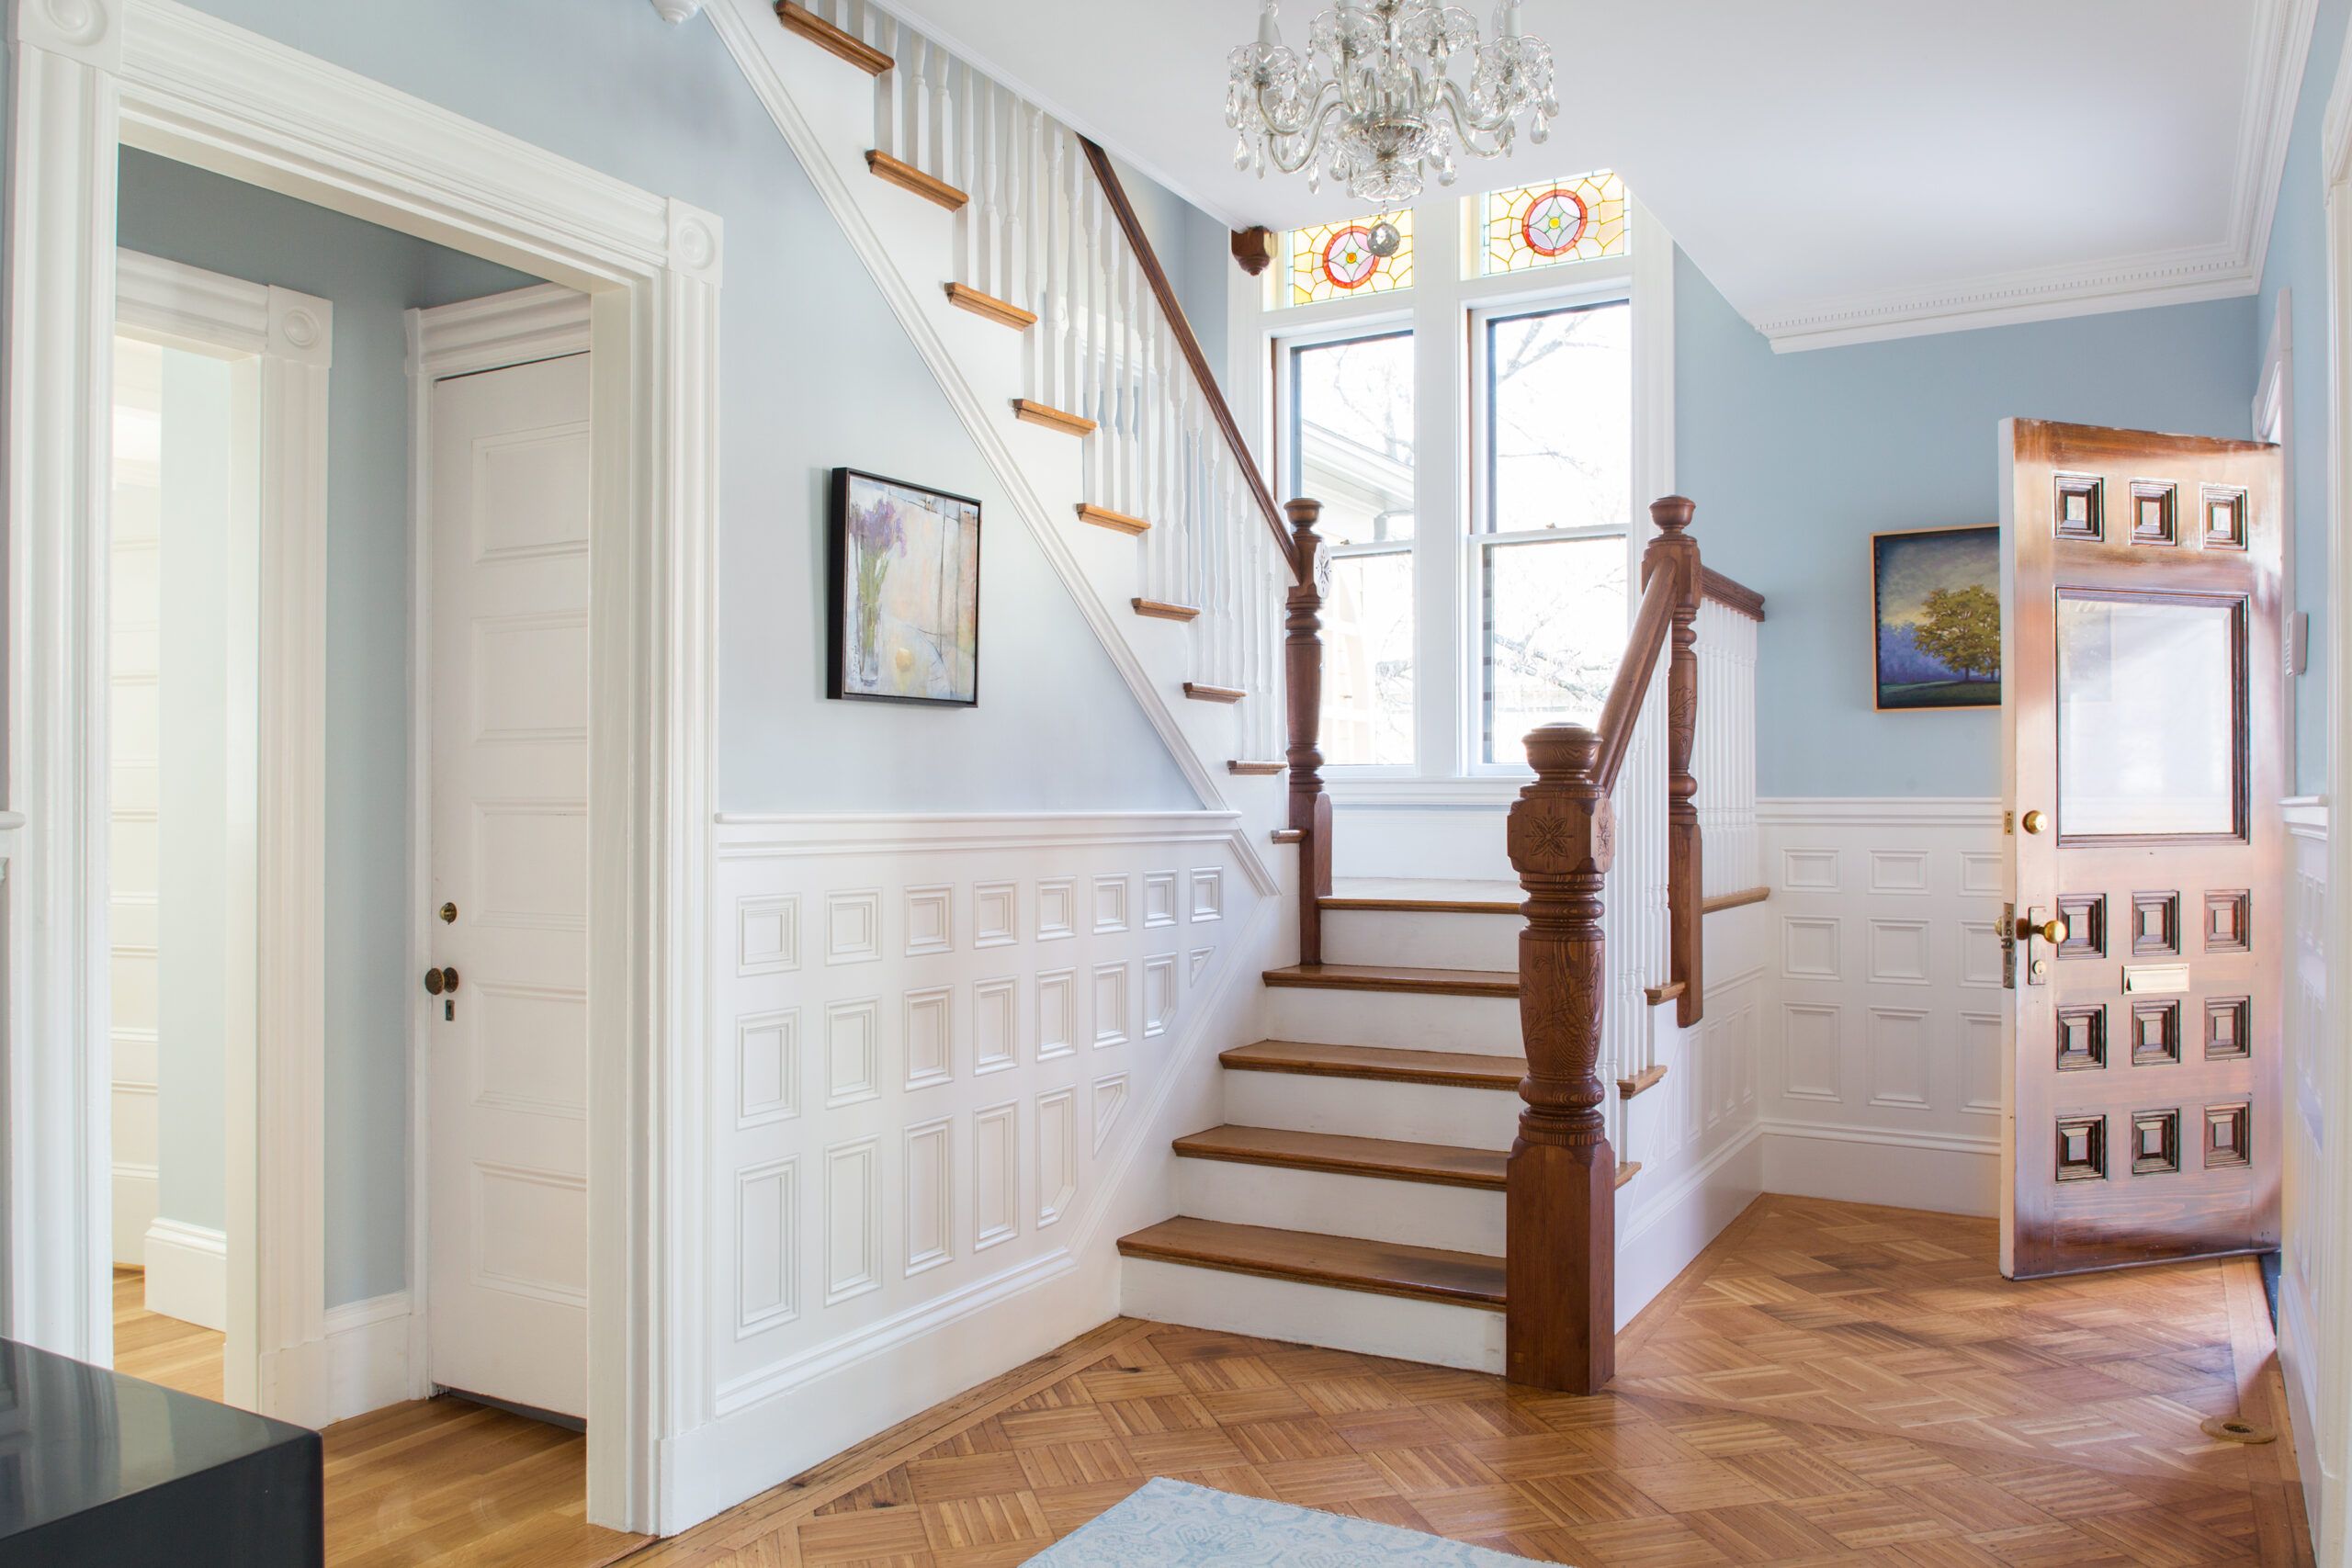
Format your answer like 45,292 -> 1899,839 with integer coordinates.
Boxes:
1285,210 -> 1416,306
1479,170 -> 1628,276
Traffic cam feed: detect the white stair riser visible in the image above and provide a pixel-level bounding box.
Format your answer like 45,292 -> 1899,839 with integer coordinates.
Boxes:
1320,908 -> 1521,971
1224,1070 -> 1521,1147
1176,1156 -> 1507,1255
1262,987 -> 1521,1053
1120,1258 -> 1504,1374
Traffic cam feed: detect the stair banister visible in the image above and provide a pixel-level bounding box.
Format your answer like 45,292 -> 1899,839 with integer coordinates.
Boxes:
1283,499 -> 1331,963
1506,495 -> 1704,1393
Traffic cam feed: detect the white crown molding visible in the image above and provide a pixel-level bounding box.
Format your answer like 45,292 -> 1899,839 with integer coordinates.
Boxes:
1760,0 -> 2316,353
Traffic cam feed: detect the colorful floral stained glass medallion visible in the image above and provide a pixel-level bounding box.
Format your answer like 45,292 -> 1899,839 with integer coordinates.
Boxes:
1286,210 -> 1415,305
1482,170 -> 1628,275
1522,188 -> 1589,256
1323,226 -> 1381,289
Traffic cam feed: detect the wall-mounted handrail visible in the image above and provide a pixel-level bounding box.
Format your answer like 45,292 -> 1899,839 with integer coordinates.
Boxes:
1078,139 -> 1301,585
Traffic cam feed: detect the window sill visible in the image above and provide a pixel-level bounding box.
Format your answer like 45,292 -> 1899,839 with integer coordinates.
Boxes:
1326,775 -> 1531,807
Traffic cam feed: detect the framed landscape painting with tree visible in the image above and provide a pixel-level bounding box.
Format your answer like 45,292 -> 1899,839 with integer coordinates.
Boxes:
1872,525 -> 2000,710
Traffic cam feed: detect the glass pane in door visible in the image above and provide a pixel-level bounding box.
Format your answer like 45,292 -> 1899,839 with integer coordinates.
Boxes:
2055,593 -> 2240,837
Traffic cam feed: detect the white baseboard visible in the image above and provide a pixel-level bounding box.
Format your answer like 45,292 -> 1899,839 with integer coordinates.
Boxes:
142,1218 -> 228,1331
1758,1119 -> 1996,1216
261,1292 -> 421,1430
2278,1272 -> 2331,1551
113,1165 -> 158,1268
1618,1125 -> 1766,1325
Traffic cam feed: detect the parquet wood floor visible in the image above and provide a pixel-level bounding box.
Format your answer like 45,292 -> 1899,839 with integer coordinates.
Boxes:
112,1268 -> 647,1567
620,1196 -> 2313,1568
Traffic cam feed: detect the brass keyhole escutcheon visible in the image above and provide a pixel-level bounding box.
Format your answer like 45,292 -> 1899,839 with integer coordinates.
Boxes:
439,902 -> 458,924
2020,809 -> 2049,835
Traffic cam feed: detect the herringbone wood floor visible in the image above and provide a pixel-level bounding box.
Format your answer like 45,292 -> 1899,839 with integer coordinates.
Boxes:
625,1195 -> 2312,1567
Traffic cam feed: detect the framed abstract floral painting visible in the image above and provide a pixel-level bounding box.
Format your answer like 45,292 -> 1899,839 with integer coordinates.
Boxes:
827,467 -> 982,705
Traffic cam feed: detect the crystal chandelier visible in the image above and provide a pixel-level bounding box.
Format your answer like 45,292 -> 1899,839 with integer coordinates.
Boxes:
1225,0 -> 1558,204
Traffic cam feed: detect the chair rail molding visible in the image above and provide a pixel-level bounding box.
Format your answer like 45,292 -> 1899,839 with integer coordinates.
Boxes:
4,0 -> 720,1533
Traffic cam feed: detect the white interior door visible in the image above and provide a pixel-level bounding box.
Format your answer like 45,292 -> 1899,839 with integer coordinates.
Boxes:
426,352 -> 593,1418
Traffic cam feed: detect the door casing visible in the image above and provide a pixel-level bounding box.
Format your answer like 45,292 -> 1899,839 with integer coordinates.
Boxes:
3,2 -> 721,1531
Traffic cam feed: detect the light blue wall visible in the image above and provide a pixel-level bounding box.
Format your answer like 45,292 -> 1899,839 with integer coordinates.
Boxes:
155,349 -> 234,1235
1109,151 -> 1229,387
2256,0 -> 2351,798
1675,253 -> 2259,797
119,149 -> 543,1306
157,0 -> 1198,816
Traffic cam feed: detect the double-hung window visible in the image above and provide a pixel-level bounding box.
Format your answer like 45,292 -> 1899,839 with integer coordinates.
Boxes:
1251,168 -> 1659,781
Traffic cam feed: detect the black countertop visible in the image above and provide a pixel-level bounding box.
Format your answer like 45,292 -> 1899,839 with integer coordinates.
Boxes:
0,1336 -> 322,1565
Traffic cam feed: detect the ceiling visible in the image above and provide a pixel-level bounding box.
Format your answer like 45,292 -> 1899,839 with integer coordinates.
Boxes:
874,0 -> 2312,349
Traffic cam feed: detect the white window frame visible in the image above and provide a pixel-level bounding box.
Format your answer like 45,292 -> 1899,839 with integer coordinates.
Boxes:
1236,186 -> 1675,790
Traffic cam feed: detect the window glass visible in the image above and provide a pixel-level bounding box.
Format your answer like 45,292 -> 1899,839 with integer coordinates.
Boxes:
1291,331 -> 1415,763
2056,594 -> 2240,837
1481,536 -> 1628,763
1486,300 -> 1631,535
1480,171 -> 1629,276
1285,210 -> 1415,307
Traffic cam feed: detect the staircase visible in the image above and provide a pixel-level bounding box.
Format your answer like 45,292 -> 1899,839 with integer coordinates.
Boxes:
718,0 -> 1295,789
741,0 -> 1768,1393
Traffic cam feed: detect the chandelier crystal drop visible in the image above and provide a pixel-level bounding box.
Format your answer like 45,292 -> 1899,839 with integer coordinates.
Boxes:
1226,0 -> 1557,204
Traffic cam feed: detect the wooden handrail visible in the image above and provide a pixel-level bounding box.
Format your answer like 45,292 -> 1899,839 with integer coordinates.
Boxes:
1284,499 -> 1332,964
1078,138 -> 1301,583
1702,567 -> 1765,621
1503,495 -> 1706,1395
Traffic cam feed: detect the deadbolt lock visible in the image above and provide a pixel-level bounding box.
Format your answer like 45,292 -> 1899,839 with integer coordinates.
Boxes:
423,965 -> 460,997
2020,809 -> 2049,835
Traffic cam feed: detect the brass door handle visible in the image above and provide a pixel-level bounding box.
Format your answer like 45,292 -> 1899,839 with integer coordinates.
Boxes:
424,965 -> 460,996
2014,916 -> 2067,946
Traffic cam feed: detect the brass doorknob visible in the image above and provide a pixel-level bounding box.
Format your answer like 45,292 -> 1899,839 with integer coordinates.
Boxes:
2015,916 -> 2067,946
423,965 -> 460,996
2020,809 -> 2049,835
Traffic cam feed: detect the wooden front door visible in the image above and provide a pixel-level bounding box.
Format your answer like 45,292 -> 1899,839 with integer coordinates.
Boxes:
2000,420 -> 2282,1280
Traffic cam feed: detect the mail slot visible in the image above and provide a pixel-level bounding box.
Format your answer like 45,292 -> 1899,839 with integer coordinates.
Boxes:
2122,963 -> 2190,996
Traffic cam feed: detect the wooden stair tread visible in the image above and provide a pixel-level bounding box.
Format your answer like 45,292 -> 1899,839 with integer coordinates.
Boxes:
776,1 -> 893,73
865,151 -> 967,211
1117,1217 -> 1505,1310
1227,761 -> 1283,775
1322,877 -> 1521,915
944,282 -> 1036,329
1219,1039 -> 1521,1089
1183,682 -> 1246,703
1132,597 -> 1199,621
1644,980 -> 1686,1008
1012,398 -> 1096,436
1076,503 -> 1149,535
1262,963 -> 1518,998
1173,1124 -> 1505,1189
1617,1064 -> 1667,1100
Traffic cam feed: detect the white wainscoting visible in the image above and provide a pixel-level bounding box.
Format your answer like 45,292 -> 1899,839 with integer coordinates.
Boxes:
674,811 -> 1277,1528
2282,797 -> 2327,1538
1757,798 -> 2005,1216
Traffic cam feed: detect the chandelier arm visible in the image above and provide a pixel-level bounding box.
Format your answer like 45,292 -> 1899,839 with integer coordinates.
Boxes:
1433,75 -> 1521,141
1254,73 -> 1339,142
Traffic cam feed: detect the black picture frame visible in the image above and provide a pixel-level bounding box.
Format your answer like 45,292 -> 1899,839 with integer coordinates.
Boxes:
825,466 -> 984,707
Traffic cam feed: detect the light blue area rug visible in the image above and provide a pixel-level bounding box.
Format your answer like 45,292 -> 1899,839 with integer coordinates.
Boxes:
1021,1477 -> 1559,1565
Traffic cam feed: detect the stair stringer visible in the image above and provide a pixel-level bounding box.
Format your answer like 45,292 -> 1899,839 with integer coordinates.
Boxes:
706,0 -> 1276,859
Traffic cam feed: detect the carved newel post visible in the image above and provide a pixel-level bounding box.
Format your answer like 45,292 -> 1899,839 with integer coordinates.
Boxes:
1506,723 -> 1615,1393
1285,498 -> 1333,966
1646,497 -> 1703,1027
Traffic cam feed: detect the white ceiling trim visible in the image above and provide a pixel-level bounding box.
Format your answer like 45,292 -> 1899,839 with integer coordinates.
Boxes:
1760,0 -> 2316,354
